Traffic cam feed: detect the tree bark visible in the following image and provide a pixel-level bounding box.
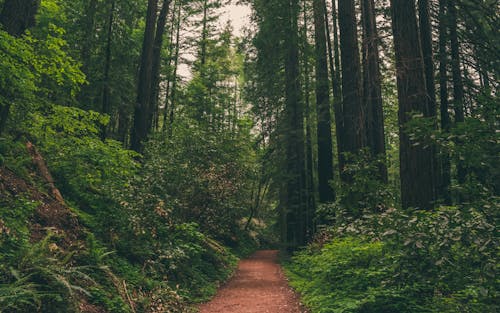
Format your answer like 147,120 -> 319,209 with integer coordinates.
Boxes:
361,0 -> 387,182
284,0 -> 307,248
0,0 -> 40,37
338,0 -> 365,181
150,0 -> 171,131
417,0 -> 439,199
167,2 -> 182,137
330,0 -> 344,178
26,142 -> 65,205
130,0 -> 159,152
438,0 -> 452,204
313,0 -> 335,203
302,0 -> 316,235
448,0 -> 466,185
101,0 -> 115,140
391,0 -> 437,209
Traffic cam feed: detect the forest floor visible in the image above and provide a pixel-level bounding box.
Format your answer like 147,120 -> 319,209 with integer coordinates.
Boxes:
198,250 -> 307,313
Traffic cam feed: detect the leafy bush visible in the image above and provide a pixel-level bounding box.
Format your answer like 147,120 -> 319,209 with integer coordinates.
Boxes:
286,203 -> 499,313
285,237 -> 414,313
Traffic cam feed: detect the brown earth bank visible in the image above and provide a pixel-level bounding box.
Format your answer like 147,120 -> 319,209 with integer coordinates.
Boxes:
198,250 -> 308,313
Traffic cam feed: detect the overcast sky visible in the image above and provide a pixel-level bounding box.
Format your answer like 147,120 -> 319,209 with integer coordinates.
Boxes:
219,4 -> 252,37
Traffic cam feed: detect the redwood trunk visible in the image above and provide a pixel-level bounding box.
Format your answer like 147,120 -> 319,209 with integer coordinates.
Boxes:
313,0 -> 335,203
391,0 -> 437,209
131,0 -> 159,152
361,0 -> 387,182
338,0 -> 365,181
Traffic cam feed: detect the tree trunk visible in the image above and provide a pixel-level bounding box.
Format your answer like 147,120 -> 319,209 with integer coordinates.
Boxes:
130,0 -> 159,152
167,2 -> 182,137
161,0 -> 178,132
330,0 -> 344,178
150,0 -> 171,131
302,0 -> 317,235
391,0 -> 437,209
26,142 -> 66,205
0,0 -> 40,37
101,0 -> 115,140
448,0 -> 466,185
361,0 -> 387,182
80,0 -> 98,78
438,0 -> 452,204
313,0 -> 335,203
417,0 -> 439,199
338,0 -> 365,181
284,0 -> 307,248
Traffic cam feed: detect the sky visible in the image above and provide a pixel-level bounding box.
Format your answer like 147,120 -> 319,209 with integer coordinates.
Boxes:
219,4 -> 252,37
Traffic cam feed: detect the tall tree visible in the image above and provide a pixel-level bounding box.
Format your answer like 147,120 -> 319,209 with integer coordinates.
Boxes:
417,0 -> 439,194
101,0 -> 115,140
329,0 -> 344,178
313,0 -> 335,203
165,0 -> 182,135
302,0 -> 316,228
448,0 -> 466,186
283,0 -> 307,248
361,0 -> 387,182
150,0 -> 172,130
130,0 -> 159,152
438,0 -> 452,204
391,0 -> 437,209
337,0 -> 365,181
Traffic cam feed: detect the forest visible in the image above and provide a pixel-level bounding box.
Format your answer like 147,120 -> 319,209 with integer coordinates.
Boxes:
0,0 -> 498,312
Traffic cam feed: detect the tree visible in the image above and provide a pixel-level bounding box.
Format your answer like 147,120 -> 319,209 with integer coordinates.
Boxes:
130,0 -> 159,152
438,0 -> 452,204
313,0 -> 335,203
448,0 -> 466,186
390,0 -> 437,209
361,0 -> 387,182
150,0 -> 172,131
283,0 -> 308,248
337,0 -> 365,181
101,0 -> 115,140
0,0 -> 40,37
300,0 -> 316,223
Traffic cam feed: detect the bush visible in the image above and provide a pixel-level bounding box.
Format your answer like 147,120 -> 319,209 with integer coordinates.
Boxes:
286,203 -> 499,313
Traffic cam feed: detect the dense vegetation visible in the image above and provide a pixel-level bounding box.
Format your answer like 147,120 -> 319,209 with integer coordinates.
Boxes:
0,0 -> 498,312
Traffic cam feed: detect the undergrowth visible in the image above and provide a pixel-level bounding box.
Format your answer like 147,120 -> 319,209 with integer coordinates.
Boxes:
284,205 -> 499,313
0,104 -> 261,312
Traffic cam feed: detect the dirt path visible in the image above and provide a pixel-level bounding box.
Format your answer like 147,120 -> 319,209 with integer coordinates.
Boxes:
198,250 -> 307,313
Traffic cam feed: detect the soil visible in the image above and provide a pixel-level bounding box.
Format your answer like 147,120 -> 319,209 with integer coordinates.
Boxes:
0,166 -> 82,244
198,250 -> 308,313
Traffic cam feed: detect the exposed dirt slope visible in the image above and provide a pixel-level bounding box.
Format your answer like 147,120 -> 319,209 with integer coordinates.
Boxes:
199,250 -> 307,313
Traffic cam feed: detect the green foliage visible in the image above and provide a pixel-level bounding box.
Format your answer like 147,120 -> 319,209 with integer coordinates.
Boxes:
0,139 -> 32,180
328,150 -> 395,218
0,233 -> 94,313
288,202 -> 499,313
405,92 -> 499,204
0,30 -> 37,109
285,238 -> 407,313
29,104 -> 138,220
0,21 -> 84,132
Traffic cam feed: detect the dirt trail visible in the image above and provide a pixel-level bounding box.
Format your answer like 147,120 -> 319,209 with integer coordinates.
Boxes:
198,250 -> 307,313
